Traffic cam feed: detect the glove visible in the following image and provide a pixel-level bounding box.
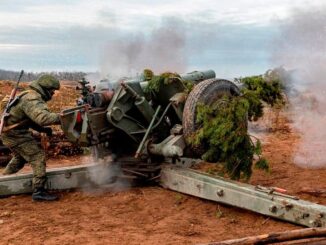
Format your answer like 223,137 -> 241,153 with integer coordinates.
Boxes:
42,127 -> 53,137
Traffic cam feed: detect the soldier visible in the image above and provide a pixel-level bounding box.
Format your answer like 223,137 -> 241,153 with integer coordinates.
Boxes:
1,75 -> 61,201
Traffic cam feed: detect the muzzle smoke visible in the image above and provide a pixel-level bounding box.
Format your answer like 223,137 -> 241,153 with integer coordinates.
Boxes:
272,6 -> 326,168
99,19 -> 187,79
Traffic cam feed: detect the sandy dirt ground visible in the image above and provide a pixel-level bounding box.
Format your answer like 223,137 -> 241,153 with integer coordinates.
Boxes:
1,112 -> 326,245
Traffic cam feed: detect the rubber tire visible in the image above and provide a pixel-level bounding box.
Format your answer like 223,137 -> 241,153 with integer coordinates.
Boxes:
182,79 -> 240,156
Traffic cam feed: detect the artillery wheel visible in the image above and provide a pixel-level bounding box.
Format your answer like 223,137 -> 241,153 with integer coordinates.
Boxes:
182,79 -> 240,157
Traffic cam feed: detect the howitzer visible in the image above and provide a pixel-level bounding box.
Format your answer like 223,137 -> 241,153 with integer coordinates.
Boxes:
1,69 -> 326,228
59,70 -> 227,163
0,70 -> 24,135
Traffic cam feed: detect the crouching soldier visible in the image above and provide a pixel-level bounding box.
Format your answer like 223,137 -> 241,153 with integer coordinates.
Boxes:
1,75 -> 61,201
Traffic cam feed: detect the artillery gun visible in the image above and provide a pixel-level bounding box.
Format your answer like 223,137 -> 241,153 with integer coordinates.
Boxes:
60,70 -> 239,180
1,70 -> 326,228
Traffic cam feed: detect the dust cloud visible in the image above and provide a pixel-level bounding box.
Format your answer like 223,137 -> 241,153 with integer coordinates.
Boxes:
82,153 -> 130,194
99,19 -> 187,79
272,6 -> 326,168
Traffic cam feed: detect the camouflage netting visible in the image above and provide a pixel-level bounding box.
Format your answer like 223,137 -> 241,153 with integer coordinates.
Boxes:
143,69 -> 193,94
191,70 -> 285,180
143,68 -> 285,180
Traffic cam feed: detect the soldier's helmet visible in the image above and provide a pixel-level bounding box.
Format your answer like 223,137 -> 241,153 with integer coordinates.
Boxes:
35,75 -> 60,101
37,75 -> 60,91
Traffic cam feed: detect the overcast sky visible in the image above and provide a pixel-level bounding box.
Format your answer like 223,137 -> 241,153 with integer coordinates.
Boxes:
0,0 -> 325,77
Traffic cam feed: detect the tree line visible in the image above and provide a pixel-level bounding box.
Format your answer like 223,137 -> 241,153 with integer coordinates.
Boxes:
0,69 -> 87,82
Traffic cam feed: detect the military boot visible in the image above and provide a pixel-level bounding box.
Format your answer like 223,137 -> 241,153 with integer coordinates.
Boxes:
32,188 -> 59,201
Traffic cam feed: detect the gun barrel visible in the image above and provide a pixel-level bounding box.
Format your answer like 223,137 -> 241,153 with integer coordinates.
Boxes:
180,70 -> 216,84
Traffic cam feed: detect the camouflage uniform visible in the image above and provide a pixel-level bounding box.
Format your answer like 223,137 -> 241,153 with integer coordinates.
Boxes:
1,75 -> 60,189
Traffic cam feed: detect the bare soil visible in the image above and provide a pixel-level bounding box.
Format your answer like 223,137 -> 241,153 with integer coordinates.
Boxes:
1,83 -> 326,244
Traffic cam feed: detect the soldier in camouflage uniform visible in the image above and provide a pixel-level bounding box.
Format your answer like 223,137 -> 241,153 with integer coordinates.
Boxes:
1,75 -> 61,201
